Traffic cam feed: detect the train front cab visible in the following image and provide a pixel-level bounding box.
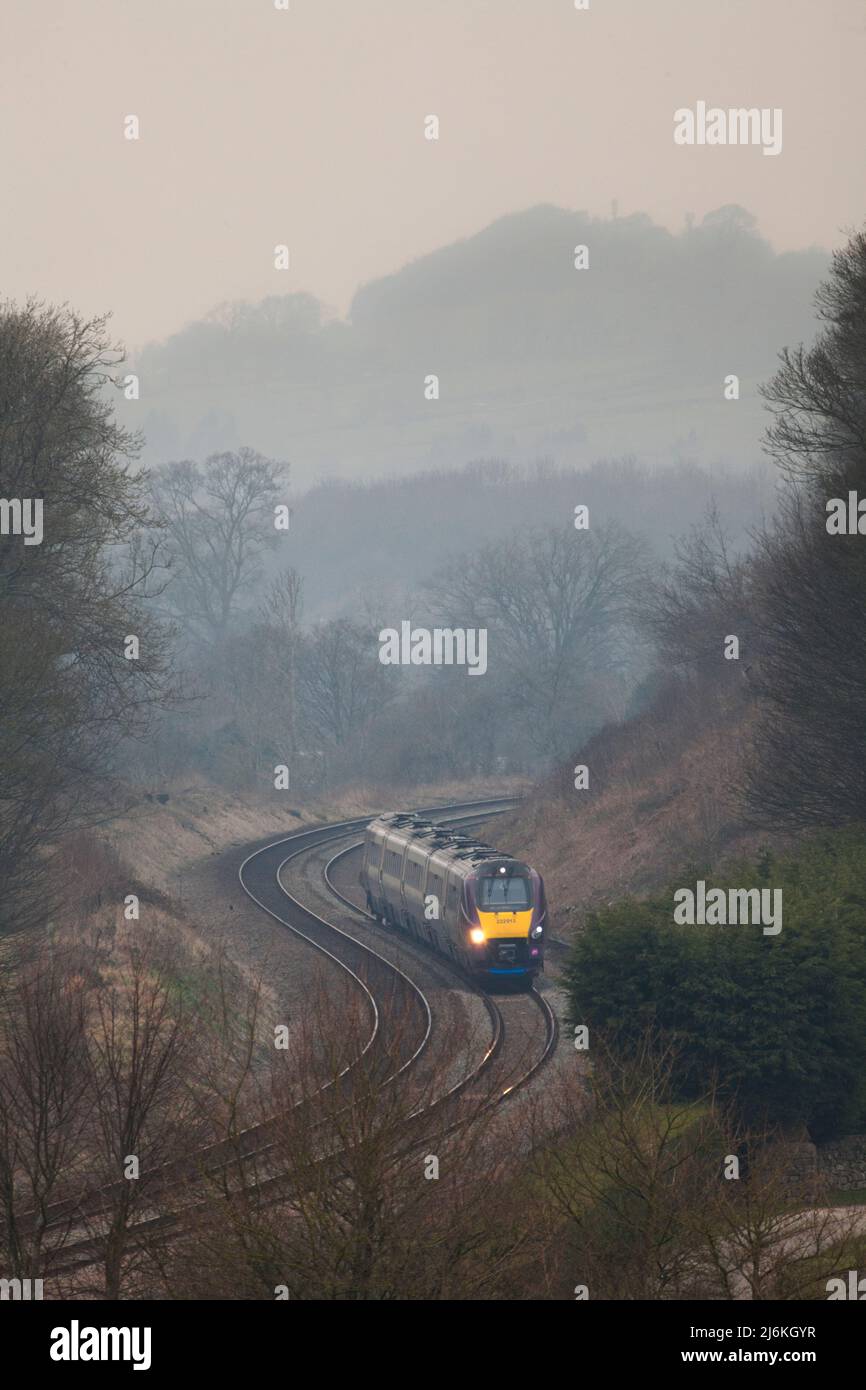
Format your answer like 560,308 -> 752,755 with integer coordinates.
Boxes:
463,861 -> 546,987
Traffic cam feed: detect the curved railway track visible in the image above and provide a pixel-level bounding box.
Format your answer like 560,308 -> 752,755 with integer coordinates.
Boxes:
41,795 -> 560,1279
319,829 -> 559,1109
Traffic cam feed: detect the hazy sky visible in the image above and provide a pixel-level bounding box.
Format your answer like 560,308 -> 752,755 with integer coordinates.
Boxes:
3,0 -> 864,351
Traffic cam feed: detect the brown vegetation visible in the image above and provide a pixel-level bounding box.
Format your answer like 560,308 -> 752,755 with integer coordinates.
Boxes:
492,673 -> 786,935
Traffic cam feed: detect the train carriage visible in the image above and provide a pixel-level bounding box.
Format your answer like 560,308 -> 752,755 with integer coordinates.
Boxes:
360,812 -> 546,986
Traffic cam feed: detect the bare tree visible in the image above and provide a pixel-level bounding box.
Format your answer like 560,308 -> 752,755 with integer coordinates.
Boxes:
745,488 -> 866,827
152,448 -> 288,640
0,940 -> 93,1280
298,617 -> 391,752
81,929 -> 197,1298
159,975 -> 538,1300
260,567 -> 304,760
697,1132 -> 865,1301
428,522 -> 651,758
526,1039 -> 724,1299
760,229 -> 866,496
645,505 -> 755,680
526,1036 -> 866,1301
744,228 -> 866,827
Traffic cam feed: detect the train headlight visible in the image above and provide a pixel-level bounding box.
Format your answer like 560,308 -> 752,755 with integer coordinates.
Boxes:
531,923 -> 544,939
469,927 -> 486,945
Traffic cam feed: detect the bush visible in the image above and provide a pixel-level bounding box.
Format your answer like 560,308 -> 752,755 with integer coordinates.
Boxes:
564,828 -> 866,1139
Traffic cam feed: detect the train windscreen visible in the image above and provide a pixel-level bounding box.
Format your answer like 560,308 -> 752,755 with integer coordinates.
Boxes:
477,875 -> 531,909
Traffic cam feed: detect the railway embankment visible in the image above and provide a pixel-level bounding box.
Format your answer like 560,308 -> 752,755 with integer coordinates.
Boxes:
490,676 -> 791,940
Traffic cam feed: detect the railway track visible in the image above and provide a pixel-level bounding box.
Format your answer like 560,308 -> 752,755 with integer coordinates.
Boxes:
317,827 -> 559,1110
40,795 -> 560,1280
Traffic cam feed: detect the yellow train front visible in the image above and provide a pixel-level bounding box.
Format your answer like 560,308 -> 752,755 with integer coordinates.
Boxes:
462,858 -> 547,984
360,815 -> 547,988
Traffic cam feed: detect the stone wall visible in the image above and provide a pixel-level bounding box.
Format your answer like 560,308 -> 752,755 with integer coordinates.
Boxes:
817,1136 -> 866,1190
779,1135 -> 866,1189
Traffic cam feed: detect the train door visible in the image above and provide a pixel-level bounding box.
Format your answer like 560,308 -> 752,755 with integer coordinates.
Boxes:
444,870 -> 461,960
426,861 -> 446,952
396,837 -> 409,928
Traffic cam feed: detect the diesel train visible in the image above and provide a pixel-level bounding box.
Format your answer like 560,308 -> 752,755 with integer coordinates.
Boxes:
359,812 -> 547,986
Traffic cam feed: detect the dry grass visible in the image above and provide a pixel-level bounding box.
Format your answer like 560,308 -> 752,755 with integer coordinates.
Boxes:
18,773 -> 528,1037
490,678 -> 792,938
83,774 -> 528,894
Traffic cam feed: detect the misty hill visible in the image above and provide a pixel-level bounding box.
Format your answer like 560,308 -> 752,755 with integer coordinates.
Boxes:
128,205 -> 826,489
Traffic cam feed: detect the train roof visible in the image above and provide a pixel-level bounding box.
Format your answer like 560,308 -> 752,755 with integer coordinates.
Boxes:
367,812 -> 521,868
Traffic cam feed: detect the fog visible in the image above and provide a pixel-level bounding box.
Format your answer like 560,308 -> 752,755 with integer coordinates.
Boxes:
4,0 -> 863,348
120,204 -> 824,489
3,0 -> 863,796
4,0 -> 866,1319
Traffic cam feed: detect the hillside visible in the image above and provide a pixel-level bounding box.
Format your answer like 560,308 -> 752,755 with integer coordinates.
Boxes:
493,674 -> 791,937
127,204 -> 826,490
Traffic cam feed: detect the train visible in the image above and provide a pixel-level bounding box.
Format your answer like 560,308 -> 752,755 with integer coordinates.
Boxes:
359,812 -> 547,986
